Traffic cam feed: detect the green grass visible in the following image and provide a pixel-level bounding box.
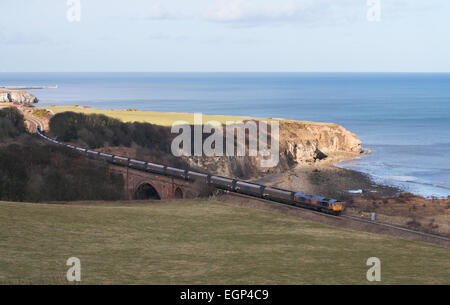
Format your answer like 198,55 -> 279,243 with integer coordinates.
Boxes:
43,106 -> 263,126
0,200 -> 448,284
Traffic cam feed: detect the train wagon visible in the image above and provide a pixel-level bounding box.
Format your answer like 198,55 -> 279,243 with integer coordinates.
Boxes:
36,128 -> 344,215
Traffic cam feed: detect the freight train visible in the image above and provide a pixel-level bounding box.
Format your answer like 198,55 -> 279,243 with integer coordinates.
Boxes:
36,128 -> 344,215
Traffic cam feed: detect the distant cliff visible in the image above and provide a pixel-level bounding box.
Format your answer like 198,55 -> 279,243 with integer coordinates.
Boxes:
0,89 -> 39,105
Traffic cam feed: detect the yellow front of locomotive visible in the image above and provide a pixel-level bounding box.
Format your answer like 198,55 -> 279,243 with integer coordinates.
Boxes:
330,201 -> 344,214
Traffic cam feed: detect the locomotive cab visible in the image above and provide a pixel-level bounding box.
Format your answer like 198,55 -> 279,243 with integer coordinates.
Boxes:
330,201 -> 344,213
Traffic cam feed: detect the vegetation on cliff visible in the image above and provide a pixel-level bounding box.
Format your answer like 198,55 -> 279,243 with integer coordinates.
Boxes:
49,111 -> 190,170
50,111 -> 172,149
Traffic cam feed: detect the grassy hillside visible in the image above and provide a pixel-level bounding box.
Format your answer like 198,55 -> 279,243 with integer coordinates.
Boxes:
0,200 -> 448,284
43,106 -> 261,126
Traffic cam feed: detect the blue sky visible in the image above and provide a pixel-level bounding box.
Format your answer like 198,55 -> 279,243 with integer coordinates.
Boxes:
0,0 -> 449,72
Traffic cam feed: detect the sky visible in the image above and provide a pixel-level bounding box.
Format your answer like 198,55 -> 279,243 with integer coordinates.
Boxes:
0,0 -> 449,72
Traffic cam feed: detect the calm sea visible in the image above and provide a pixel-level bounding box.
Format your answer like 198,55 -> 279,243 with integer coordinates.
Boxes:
1,72 -> 449,197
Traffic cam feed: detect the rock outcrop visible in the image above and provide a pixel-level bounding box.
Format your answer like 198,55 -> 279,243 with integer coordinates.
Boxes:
0,89 -> 39,105
279,120 -> 362,164
183,120 -> 362,179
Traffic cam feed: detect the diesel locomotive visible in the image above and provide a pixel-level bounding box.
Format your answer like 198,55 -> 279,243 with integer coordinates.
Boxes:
37,128 -> 344,215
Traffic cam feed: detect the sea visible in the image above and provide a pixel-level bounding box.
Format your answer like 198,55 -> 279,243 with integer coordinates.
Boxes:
1,72 -> 449,198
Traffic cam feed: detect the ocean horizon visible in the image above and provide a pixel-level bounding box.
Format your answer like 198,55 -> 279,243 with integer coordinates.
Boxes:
1,72 -> 449,198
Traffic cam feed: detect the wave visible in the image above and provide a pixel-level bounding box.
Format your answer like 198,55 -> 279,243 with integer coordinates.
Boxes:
373,174 -> 450,190
335,162 -> 450,198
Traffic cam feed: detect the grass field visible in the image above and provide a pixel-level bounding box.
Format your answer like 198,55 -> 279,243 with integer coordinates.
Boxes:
43,106 -> 263,126
0,200 -> 449,284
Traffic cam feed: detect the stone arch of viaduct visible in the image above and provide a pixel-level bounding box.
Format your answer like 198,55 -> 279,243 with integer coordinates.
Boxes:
108,165 -> 208,200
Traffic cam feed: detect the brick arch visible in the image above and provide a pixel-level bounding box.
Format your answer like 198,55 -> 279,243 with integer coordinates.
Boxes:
133,182 -> 161,200
174,187 -> 183,199
108,165 -> 208,200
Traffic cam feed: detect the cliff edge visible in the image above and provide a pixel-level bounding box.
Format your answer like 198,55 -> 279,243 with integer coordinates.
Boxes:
185,119 -> 363,179
279,120 -> 362,164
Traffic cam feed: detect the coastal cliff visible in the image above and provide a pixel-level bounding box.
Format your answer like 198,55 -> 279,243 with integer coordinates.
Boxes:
0,89 -> 39,105
279,120 -> 362,164
184,120 -> 362,178
42,109 -> 363,179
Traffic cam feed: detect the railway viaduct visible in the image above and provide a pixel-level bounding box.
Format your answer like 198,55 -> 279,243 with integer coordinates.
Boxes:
20,111 -> 211,201
108,164 -> 211,201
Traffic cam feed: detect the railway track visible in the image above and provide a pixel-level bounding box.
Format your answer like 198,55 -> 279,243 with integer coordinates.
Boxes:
221,192 -> 450,247
341,214 -> 450,242
219,188 -> 449,244
22,113 -> 43,133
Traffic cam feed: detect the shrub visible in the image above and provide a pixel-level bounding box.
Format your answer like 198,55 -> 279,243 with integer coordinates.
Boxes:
0,110 -> 125,202
0,140 -> 125,202
32,109 -> 50,118
0,108 -> 27,140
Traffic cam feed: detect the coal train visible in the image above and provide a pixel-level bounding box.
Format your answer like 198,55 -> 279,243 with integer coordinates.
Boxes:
36,128 -> 344,215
